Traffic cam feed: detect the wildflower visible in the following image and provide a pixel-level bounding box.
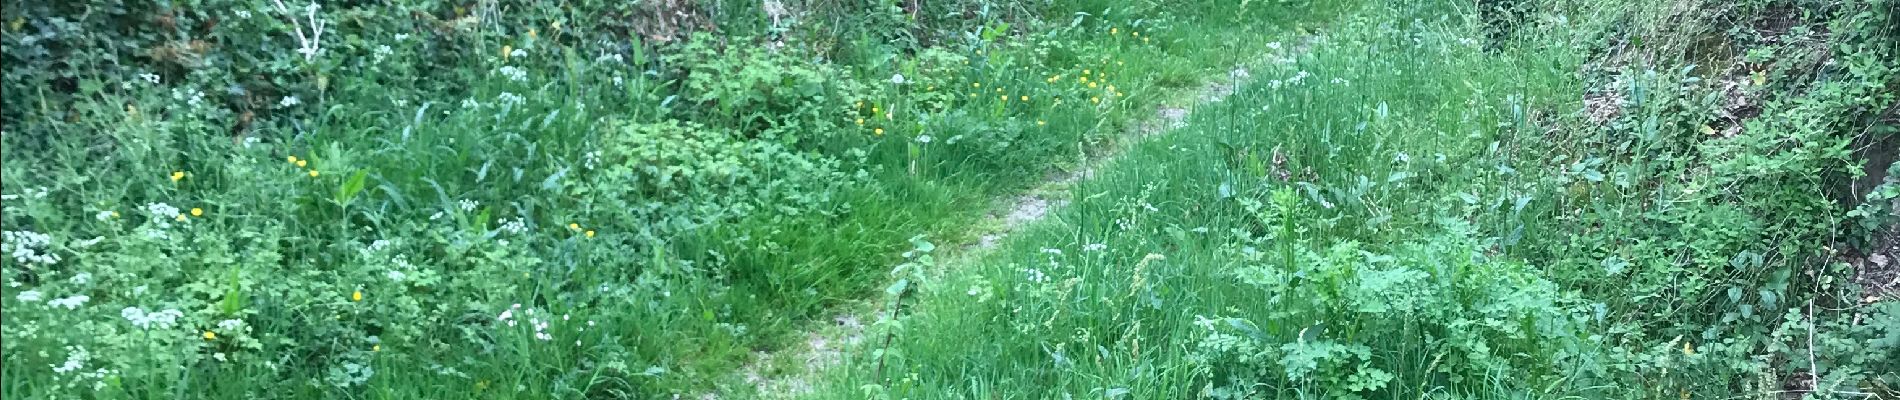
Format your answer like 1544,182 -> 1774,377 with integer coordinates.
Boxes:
1021,96 -> 1028,102
308,170 -> 320,177
171,171 -> 186,182
47,295 -> 90,309
501,45 -> 513,59
1083,69 -> 1091,75
1037,120 -> 1046,126
916,135 -> 933,144
289,156 -> 299,164
1683,342 -> 1694,355
1000,95 -> 1008,102
16,290 -> 42,302
218,319 -> 243,330
1089,82 -> 1099,89
874,128 -> 884,136
175,214 -> 188,222
278,96 -> 301,108
585,230 -> 595,238
499,66 -> 527,82
1132,31 -> 1140,37
972,82 -> 980,88
96,211 -> 114,221
297,159 -> 308,167
890,74 -> 906,85
204,331 -> 217,340
1091,96 -> 1101,104
387,270 -> 406,281
510,48 -> 526,58
568,223 -> 580,230
373,345 -> 381,352
1110,27 -> 1118,35
190,208 -> 203,217
856,118 -> 865,126
352,290 -> 363,302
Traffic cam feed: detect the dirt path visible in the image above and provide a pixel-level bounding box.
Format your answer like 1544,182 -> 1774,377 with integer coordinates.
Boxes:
728,36 -> 1322,399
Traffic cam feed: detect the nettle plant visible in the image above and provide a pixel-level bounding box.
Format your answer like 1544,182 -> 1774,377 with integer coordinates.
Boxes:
1191,188 -> 1583,398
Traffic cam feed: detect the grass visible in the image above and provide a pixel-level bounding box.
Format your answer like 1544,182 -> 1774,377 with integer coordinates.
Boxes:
3,0 -> 1894,398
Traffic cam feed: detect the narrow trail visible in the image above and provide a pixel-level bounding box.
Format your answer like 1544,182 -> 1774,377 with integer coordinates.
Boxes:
729,36 -> 1323,399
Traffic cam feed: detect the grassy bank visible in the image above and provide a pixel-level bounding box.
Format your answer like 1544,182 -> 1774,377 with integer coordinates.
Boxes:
800,0 -> 1899,398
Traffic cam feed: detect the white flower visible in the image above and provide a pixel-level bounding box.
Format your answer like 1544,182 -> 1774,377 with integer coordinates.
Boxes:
509,48 -> 526,58
372,44 -> 393,63
236,10 -> 252,18
498,66 -> 528,82
497,92 -> 526,106
460,98 -> 481,109
1025,268 -> 1050,284
458,199 -> 479,212
278,96 -> 301,108
890,73 -> 907,85
47,295 -> 89,309
394,33 -> 410,42
916,135 -> 933,144
1330,77 -> 1350,86
1266,42 -> 1282,50
386,270 -> 406,281
500,218 -> 528,235
69,272 -> 91,285
16,290 -> 43,302
52,346 -> 89,374
218,319 -> 244,330
1039,248 -> 1063,255
4,230 -> 59,266
1082,243 -> 1107,252
213,353 -> 228,362
139,73 -> 161,84
595,53 -> 624,64
429,211 -> 445,220
123,307 -> 184,329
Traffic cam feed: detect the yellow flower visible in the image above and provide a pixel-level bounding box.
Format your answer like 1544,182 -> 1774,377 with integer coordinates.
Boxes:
996,88 -> 1003,93
856,118 -> 865,125
972,82 -> 980,88
110,211 -> 120,218
1020,96 -> 1028,102
1037,120 -> 1046,126
1110,27 -> 1119,35
1089,82 -> 1099,89
190,208 -> 203,217
568,223 -> 580,230
1132,31 -> 1140,37
1000,95 -> 1008,102
874,128 -> 884,136
297,160 -> 308,168
373,344 -> 382,352
203,331 -> 216,340
352,291 -> 363,302
308,170 -> 320,178
1091,96 -> 1101,104
1080,76 -> 1089,83
1083,69 -> 1091,75
1142,37 -> 1150,43
171,171 -> 186,182
527,29 -> 537,39
585,230 -> 596,238
502,45 -> 513,59
288,155 -> 298,164
1683,342 -> 1694,355
175,214 -> 188,222
872,106 -> 881,113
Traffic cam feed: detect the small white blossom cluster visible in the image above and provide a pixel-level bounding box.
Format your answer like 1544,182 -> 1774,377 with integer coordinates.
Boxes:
497,92 -> 526,107
372,44 -> 393,63
279,96 -> 302,109
583,151 -> 601,170
458,199 -> 480,212
460,97 -> 481,109
1082,243 -> 1108,252
122,307 -> 185,329
499,218 -> 528,235
47,295 -> 91,309
3,230 -> 59,265
16,290 -> 43,302
1025,268 -> 1051,284
172,88 -> 206,107
498,66 -> 527,82
595,53 -> 624,64
52,345 -> 90,373
145,202 -> 181,227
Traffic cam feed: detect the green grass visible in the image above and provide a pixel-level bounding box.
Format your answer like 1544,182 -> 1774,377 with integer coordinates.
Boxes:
795,0 -> 1900,398
3,0 -> 1894,398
